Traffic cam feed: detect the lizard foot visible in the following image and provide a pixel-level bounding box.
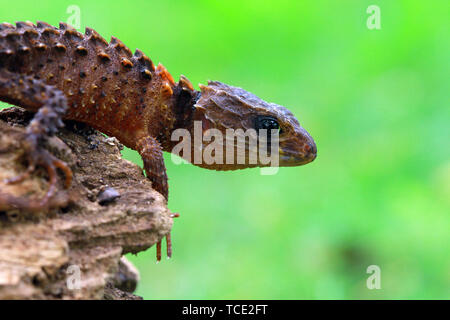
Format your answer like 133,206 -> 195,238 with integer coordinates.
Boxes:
156,232 -> 173,263
2,134 -> 72,211
156,213 -> 179,262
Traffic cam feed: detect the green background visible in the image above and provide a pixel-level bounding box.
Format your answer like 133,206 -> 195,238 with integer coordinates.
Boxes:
1,0 -> 448,299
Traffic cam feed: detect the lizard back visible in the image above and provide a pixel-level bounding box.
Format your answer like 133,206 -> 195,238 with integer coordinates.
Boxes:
0,21 -> 181,148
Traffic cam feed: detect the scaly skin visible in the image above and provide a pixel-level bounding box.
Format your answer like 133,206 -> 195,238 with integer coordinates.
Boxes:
0,21 -> 317,261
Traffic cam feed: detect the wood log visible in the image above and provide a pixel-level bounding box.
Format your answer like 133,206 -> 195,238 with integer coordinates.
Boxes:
0,107 -> 173,299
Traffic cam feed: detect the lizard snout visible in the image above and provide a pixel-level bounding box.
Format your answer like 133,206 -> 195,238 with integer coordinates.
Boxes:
279,132 -> 317,166
304,141 -> 317,160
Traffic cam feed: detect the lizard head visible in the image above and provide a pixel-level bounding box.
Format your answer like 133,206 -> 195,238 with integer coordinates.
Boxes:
171,80 -> 316,170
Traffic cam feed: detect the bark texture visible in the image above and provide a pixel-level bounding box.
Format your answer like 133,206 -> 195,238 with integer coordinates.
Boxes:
0,107 -> 173,299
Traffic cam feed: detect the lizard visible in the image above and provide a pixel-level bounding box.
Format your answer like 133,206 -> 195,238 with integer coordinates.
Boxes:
0,21 -> 317,261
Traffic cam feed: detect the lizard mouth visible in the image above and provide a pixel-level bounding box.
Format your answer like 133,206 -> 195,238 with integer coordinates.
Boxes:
279,140 -> 317,166
280,152 -> 316,166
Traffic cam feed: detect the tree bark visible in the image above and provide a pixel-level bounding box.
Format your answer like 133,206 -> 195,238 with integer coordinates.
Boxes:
0,107 -> 173,299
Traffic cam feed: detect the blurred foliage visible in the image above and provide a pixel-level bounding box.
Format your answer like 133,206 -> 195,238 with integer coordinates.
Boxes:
1,0 -> 448,299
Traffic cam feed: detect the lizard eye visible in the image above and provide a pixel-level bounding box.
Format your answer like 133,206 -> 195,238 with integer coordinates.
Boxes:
255,116 -> 281,134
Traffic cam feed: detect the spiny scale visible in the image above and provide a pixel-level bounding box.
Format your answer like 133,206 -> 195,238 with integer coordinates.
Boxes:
0,20 -> 193,149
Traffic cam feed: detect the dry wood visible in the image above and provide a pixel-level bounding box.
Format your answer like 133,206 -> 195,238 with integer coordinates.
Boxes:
0,107 -> 173,299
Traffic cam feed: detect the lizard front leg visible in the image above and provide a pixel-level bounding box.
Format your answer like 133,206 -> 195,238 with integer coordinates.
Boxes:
0,70 -> 72,211
136,136 -> 172,261
137,136 -> 169,199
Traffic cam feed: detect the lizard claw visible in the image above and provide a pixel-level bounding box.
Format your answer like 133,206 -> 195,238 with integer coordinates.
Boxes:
4,160 -> 35,184
155,213 -> 179,262
156,239 -> 162,262
155,232 -> 173,263
2,135 -> 72,210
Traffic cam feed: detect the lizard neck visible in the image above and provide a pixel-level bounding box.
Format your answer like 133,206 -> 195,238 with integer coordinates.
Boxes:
161,83 -> 200,152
